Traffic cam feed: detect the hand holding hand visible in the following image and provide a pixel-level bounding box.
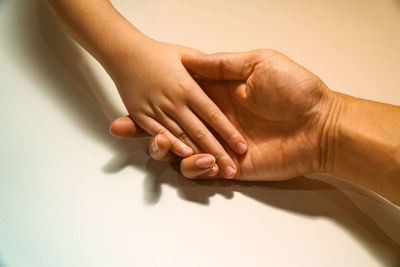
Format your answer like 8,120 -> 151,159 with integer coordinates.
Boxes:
105,39 -> 248,178
111,49 -> 337,180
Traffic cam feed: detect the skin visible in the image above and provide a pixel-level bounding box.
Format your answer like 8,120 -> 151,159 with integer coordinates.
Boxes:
112,49 -> 332,180
45,0 -> 248,178
110,50 -> 400,206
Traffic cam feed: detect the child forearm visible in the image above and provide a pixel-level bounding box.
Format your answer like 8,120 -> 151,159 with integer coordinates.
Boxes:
45,0 -> 149,69
45,0 -> 246,178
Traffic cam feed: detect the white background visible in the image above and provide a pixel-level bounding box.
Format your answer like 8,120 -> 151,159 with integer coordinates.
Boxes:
1,0 -> 400,266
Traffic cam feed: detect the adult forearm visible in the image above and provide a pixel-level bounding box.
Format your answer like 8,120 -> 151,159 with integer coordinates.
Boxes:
45,0 -> 150,69
327,92 -> 400,205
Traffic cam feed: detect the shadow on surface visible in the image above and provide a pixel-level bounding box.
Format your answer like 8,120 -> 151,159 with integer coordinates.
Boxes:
8,0 -> 400,266
0,257 -> 6,267
139,165 -> 400,265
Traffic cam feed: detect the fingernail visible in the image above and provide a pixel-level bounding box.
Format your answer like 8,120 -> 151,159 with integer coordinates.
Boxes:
150,138 -> 158,154
180,143 -> 193,156
224,165 -> 236,178
236,142 -> 247,154
196,156 -> 215,168
207,165 -> 218,176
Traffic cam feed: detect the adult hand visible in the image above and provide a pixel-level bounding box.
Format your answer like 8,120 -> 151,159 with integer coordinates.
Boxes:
111,49 -> 338,180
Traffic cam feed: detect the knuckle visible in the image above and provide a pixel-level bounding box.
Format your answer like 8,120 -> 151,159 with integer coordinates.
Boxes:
194,129 -> 206,140
162,101 -> 184,116
177,79 -> 193,94
159,102 -> 174,115
158,129 -> 173,141
157,129 -> 167,135
129,106 -> 149,118
150,104 -> 164,117
208,109 -> 222,124
170,136 -> 180,147
177,132 -> 189,142
214,153 -> 229,163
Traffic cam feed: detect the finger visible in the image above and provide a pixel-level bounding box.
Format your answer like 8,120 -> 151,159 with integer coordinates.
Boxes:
179,155 -> 221,179
109,116 -> 149,138
148,134 -> 179,162
188,92 -> 247,155
148,133 -> 221,178
175,110 -> 238,178
182,52 -> 259,80
180,154 -> 216,178
206,164 -> 219,177
135,115 -> 193,157
148,134 -> 220,177
155,110 -> 203,154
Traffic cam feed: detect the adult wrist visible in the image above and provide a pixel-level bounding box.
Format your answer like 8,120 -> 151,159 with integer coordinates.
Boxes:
318,89 -> 344,174
321,91 -> 400,205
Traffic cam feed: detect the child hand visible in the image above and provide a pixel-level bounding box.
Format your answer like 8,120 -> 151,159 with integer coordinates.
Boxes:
105,39 -> 247,178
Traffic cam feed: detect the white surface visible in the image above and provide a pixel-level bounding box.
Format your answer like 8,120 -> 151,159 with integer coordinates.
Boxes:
1,0 -> 400,266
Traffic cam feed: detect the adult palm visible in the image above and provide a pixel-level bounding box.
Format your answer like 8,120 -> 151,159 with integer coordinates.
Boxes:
182,50 -> 334,180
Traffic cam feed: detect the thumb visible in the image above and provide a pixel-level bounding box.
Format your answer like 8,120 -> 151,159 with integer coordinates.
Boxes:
109,116 -> 149,138
182,52 -> 258,81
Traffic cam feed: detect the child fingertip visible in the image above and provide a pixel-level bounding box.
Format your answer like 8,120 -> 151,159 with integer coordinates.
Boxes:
207,165 -> 219,177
